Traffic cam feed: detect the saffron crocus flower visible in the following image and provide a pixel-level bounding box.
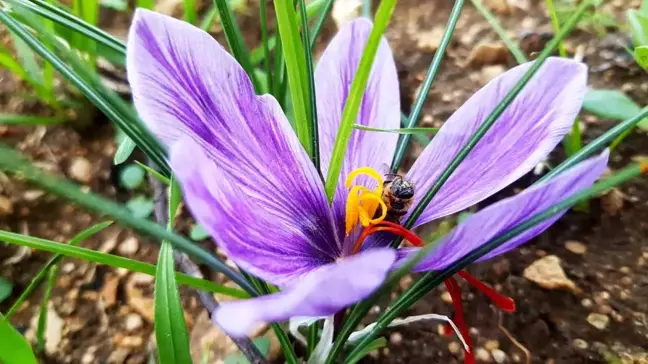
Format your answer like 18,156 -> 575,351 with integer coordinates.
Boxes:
127,9 -> 608,338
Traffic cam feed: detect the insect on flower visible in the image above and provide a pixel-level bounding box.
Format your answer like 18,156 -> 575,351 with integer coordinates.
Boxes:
126,9 -> 608,361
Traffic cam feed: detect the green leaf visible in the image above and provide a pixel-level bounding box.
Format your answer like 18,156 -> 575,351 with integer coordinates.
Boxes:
628,10 -> 648,46
0,277 -> 13,303
0,229 -> 249,299
155,176 -> 191,364
353,124 -> 439,134
223,337 -> 271,364
347,337 -> 386,364
10,34 -> 43,87
136,0 -> 154,10
134,161 -> 171,185
154,243 -> 191,363
114,135 -> 137,165
189,224 -> 210,241
583,89 -> 643,120
100,0 -> 128,11
6,221 -> 114,319
324,0 -> 398,200
212,0 -> 261,92
0,114 -> 63,125
120,164 -> 146,190
126,196 -> 154,218
635,45 -> 648,69
274,0 -> 312,155
36,265 -> 57,354
0,313 -> 37,364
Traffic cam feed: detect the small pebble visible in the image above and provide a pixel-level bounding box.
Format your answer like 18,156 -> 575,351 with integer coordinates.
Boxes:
120,335 -> 143,348
491,349 -> 507,363
118,237 -> 140,255
565,240 -> 587,255
475,347 -> 492,362
587,313 -> 610,330
572,338 -> 589,349
61,263 -> 76,274
485,340 -> 500,351
441,291 -> 453,304
581,298 -> 593,308
81,352 -> 94,364
448,341 -> 462,354
389,332 -> 403,346
0,196 -> 13,216
620,266 -> 631,274
68,157 -> 92,184
124,314 -> 143,332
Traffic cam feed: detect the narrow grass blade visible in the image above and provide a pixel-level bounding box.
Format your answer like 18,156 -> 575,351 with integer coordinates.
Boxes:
5,221 -> 113,319
200,4 -> 219,30
155,178 -> 191,364
114,135 -> 137,165
0,114 -> 63,125
259,0 -> 273,92
546,0 -> 567,58
183,0 -> 197,24
6,0 -> 126,57
400,0 -> 595,231
135,161 -> 171,185
0,313 -> 37,364
348,162 -> 647,358
250,0 -> 325,64
0,9 -> 170,175
136,0 -> 155,9
35,265 -> 57,354
212,0 -> 261,92
274,0 -> 312,155
470,0 -> 528,64
8,35 -> 43,87
324,0 -> 398,200
298,0 -> 320,169
0,145 -> 257,296
390,0 -> 463,172
310,0 -> 334,46
354,124 -> 439,134
0,230 -> 249,299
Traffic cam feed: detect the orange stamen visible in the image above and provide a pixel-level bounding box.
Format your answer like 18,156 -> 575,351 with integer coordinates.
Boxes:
444,277 -> 474,364
457,270 -> 516,312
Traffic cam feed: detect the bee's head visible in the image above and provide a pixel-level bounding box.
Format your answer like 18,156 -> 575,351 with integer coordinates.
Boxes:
390,177 -> 414,199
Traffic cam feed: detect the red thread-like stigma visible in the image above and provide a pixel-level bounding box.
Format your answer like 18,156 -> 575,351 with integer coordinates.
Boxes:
458,270 -> 516,312
352,221 -> 424,254
444,277 -> 474,364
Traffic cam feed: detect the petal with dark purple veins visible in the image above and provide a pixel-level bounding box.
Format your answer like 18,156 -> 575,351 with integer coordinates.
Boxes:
397,150 -> 608,271
128,10 -> 342,283
405,58 -> 588,227
213,248 -> 396,337
315,19 -> 400,240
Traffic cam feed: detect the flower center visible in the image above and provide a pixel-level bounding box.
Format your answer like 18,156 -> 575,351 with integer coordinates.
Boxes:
344,167 -> 388,236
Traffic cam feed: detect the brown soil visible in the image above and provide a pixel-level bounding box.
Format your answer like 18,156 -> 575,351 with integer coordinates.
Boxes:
1,0 -> 647,363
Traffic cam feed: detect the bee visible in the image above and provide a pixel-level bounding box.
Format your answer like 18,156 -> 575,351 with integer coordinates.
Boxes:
375,173 -> 415,224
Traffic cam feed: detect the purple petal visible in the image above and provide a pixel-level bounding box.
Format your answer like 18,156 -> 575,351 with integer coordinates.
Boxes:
397,150 -> 608,271
128,10 -> 341,284
213,248 -> 396,337
405,58 -> 588,227
171,138 -> 340,286
315,19 -> 400,239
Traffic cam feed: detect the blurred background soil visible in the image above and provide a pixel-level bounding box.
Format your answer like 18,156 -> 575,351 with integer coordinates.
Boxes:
0,0 -> 647,363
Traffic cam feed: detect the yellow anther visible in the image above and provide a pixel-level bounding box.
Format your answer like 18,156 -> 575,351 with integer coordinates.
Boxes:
344,167 -> 388,236
345,167 -> 384,194
357,192 -> 387,226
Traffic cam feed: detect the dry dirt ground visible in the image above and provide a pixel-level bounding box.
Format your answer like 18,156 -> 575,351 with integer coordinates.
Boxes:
1,0 -> 647,363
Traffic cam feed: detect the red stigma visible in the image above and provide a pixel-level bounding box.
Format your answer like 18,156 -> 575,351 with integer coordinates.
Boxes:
352,221 -> 424,254
443,271 -> 516,364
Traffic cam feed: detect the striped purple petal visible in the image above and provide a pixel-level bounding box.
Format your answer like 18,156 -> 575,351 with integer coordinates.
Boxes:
397,150 -> 609,271
213,248 -> 396,337
127,10 -> 340,285
315,19 -> 400,240
405,58 -> 588,228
